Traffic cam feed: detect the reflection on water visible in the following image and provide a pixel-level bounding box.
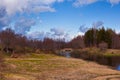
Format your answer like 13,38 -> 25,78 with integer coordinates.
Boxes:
59,52 -> 71,58
117,65 -> 120,70
65,52 -> 71,58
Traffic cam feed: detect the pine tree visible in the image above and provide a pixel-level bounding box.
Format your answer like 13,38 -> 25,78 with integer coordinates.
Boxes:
84,28 -> 94,47
84,27 -> 112,48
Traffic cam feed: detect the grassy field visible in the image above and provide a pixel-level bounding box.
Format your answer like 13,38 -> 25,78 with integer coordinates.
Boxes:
1,53 -> 120,80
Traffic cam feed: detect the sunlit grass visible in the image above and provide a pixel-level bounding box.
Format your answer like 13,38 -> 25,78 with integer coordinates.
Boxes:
2,53 -> 120,80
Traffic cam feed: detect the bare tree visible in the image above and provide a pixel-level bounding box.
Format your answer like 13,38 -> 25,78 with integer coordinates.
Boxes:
0,28 -> 16,53
69,36 -> 85,49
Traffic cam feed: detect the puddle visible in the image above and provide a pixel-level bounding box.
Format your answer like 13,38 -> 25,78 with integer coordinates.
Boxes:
117,65 -> 120,70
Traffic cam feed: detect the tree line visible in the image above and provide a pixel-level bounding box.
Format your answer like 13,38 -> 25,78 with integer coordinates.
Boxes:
84,27 -> 120,49
0,27 -> 120,55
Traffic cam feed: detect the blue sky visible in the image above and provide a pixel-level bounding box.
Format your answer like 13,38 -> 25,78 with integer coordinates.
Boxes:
0,0 -> 120,40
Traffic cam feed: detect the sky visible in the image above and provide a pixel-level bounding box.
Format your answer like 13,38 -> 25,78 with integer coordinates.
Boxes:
0,0 -> 120,41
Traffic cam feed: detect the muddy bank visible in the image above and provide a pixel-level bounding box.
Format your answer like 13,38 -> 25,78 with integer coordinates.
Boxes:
70,50 -> 120,67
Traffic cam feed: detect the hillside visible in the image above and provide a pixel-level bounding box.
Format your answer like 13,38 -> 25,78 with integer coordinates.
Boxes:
1,53 -> 120,80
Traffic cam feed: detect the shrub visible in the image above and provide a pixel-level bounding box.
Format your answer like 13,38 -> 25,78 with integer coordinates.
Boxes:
0,53 -> 6,80
98,41 -> 108,51
35,49 -> 41,54
0,53 -> 4,69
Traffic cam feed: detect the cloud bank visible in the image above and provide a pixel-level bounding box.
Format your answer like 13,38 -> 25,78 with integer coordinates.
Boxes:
27,28 -> 70,41
0,0 -> 120,40
50,28 -> 65,37
14,17 -> 36,34
0,0 -> 119,17
27,31 -> 45,40
109,0 -> 120,5
0,0 -> 64,35
73,0 -> 98,7
0,8 -> 10,30
73,0 -> 120,7
0,0 -> 63,16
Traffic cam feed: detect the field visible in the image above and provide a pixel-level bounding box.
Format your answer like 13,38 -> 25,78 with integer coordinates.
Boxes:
1,53 -> 120,80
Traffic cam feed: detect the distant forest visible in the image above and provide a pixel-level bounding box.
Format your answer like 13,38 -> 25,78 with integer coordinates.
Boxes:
0,27 -> 120,54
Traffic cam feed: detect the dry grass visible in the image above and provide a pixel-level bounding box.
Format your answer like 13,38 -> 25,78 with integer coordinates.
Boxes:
2,53 -> 120,80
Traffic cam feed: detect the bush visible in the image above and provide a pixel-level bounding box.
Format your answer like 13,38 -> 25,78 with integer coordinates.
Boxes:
35,49 -> 42,54
98,42 -> 108,51
70,50 -> 81,58
0,53 -> 4,69
0,53 -> 6,80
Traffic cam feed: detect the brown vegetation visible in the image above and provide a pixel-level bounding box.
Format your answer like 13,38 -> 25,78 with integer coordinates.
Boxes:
0,53 -> 6,80
70,48 -> 120,67
2,54 -> 120,80
98,41 -> 108,51
0,27 -> 120,57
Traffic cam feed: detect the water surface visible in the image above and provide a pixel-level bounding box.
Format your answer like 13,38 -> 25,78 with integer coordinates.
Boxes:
117,65 -> 120,71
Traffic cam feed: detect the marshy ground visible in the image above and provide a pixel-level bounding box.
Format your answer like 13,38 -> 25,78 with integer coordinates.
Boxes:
1,53 -> 120,80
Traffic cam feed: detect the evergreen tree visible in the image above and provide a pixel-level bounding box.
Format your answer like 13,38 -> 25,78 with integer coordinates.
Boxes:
84,27 -> 112,48
97,27 -> 106,44
105,29 -> 112,48
84,28 -> 94,47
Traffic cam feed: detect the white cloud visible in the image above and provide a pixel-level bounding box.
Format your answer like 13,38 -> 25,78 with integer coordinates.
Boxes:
0,0 -> 64,32
14,17 -> 36,34
27,29 -> 70,40
92,21 -> 104,28
31,6 -> 56,13
0,0 -> 28,15
50,28 -> 71,41
50,28 -> 65,37
73,0 -> 120,7
27,31 -> 45,40
108,0 -> 120,5
0,8 -> 10,30
79,24 -> 89,33
73,0 -> 98,7
0,0 -> 64,16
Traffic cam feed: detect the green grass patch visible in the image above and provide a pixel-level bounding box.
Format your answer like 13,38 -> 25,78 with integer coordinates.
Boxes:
28,53 -> 58,59
103,53 -> 120,57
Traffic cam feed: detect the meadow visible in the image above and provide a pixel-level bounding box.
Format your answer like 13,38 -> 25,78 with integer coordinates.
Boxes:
1,53 -> 120,80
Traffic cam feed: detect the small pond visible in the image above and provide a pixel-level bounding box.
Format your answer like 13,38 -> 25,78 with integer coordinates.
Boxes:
117,65 -> 120,71
59,52 -> 71,58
